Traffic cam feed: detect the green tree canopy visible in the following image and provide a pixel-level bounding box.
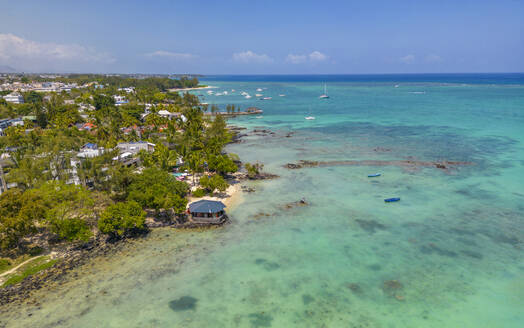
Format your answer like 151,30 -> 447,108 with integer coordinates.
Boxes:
98,201 -> 146,238
127,168 -> 188,213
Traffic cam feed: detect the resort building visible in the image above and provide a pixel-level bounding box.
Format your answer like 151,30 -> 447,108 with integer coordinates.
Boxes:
116,141 -> 155,154
3,92 -> 24,104
187,200 -> 227,224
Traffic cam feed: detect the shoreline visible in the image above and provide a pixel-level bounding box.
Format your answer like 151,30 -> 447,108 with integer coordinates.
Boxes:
168,85 -> 217,92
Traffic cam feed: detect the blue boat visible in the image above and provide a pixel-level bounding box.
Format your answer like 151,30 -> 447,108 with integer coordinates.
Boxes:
368,173 -> 381,177
384,197 -> 400,202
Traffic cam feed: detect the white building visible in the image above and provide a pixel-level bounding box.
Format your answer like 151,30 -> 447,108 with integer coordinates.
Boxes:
157,110 -> 181,120
118,87 -> 135,93
113,95 -> 128,106
3,92 -> 24,104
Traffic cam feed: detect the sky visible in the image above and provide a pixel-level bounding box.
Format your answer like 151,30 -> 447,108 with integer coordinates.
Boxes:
0,0 -> 523,74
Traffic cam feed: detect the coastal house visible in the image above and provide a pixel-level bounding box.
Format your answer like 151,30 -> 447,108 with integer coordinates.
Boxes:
77,143 -> 104,158
3,92 -> 24,104
116,141 -> 155,154
118,87 -> 135,93
113,95 -> 128,106
157,110 -> 181,120
187,200 -> 227,224
76,122 -> 97,132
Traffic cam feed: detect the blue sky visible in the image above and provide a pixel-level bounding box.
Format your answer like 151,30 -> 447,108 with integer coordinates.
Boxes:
0,0 -> 523,74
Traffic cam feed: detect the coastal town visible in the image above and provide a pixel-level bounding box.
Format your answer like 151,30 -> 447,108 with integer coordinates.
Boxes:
0,73 -> 264,292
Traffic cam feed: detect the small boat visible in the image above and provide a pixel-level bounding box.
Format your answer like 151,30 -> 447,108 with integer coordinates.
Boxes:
305,106 -> 315,120
319,84 -> 329,99
256,88 -> 263,92
262,97 -> 272,100
255,94 -> 263,97
256,116 -> 263,119
394,84 -> 399,88
384,197 -> 400,202
279,94 -> 285,97
368,173 -> 381,177
245,95 -> 252,99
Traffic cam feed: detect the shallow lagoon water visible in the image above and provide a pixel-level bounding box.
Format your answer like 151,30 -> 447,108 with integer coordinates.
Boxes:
1,75 -> 523,327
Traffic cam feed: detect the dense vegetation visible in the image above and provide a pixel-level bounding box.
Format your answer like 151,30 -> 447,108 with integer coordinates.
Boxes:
0,75 -> 237,258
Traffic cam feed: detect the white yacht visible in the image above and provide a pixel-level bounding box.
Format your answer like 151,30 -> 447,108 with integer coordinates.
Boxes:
319,84 -> 329,99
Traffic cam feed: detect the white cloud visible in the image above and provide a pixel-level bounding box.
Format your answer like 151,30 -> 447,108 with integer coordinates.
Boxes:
425,54 -> 442,63
400,54 -> 415,64
286,51 -> 328,64
232,50 -> 273,64
309,51 -> 327,62
0,33 -> 114,64
145,50 -> 195,60
286,54 -> 307,64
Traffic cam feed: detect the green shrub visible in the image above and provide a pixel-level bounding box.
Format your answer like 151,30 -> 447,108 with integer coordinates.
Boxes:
192,188 -> 207,198
0,258 -> 11,272
98,201 -> 146,237
245,162 -> 264,178
28,246 -> 44,256
199,174 -> 228,194
50,218 -> 91,242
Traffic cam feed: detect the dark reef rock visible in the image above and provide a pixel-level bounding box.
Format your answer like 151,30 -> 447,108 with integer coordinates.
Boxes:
355,219 -> 386,234
168,296 -> 198,311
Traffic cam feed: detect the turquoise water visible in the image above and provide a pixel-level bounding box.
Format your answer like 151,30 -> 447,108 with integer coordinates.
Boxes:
1,75 -> 523,327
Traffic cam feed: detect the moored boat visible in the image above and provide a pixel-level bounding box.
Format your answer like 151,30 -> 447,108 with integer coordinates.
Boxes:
384,197 -> 400,202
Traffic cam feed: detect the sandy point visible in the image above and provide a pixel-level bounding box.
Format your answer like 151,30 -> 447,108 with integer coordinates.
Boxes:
187,180 -> 244,212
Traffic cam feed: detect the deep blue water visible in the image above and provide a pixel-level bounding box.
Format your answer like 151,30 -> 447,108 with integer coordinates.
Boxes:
202,73 -> 524,84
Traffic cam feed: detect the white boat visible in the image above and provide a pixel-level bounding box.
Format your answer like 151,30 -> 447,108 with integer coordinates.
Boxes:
256,116 -> 263,119
256,88 -> 263,92
394,84 -> 399,88
207,90 -> 214,94
305,106 -> 315,119
279,94 -> 285,97
223,91 -> 228,95
262,97 -> 272,100
245,95 -> 252,99
255,94 -> 263,97
319,84 -> 329,99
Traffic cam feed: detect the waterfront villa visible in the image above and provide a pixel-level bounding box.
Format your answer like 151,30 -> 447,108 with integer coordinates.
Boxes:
3,92 -> 24,104
188,200 -> 227,224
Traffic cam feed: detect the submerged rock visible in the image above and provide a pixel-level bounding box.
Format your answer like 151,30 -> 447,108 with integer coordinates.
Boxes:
355,219 -> 386,234
168,296 -> 197,311
345,283 -> 363,294
302,294 -> 315,305
382,280 -> 404,300
248,312 -> 273,327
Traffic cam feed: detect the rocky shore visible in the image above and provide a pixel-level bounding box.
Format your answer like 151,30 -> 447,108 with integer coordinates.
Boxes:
0,125 -> 280,306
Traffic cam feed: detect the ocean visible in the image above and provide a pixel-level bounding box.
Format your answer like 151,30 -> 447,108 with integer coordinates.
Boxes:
2,74 -> 523,327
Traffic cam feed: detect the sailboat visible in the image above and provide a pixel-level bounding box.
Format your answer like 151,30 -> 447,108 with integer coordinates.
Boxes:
319,84 -> 329,99
305,106 -> 315,120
